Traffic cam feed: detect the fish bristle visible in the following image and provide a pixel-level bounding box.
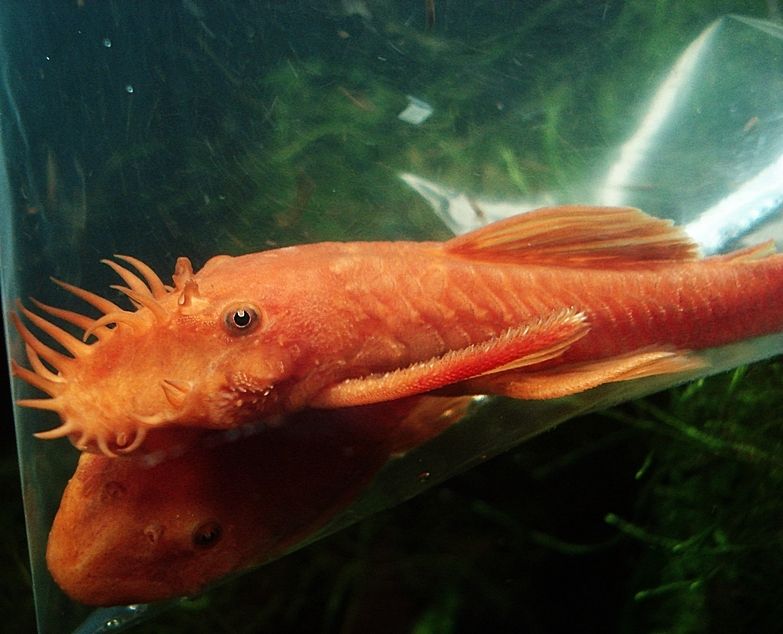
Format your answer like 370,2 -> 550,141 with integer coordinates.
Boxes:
18,302 -> 91,358
11,311 -> 72,371
160,379 -> 192,408
34,421 -> 75,440
178,279 -> 201,308
82,309 -> 146,341
116,427 -> 148,454
10,360 -> 64,396
9,256 -> 178,458
114,255 -> 168,299
132,411 -> 172,426
101,258 -> 155,299
173,257 -> 195,290
24,344 -> 64,383
18,397 -> 63,412
51,277 -> 123,315
110,285 -> 168,323
95,433 -> 118,458
28,297 -> 109,341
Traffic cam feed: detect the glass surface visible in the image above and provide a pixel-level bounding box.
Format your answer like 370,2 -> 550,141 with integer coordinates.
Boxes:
1,2 -> 782,632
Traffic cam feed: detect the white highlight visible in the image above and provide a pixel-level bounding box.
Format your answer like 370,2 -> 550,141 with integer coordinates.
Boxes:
684,152 -> 783,254
598,21 -> 719,206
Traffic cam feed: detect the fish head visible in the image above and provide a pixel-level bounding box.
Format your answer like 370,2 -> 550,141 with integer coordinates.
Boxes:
12,254 -> 301,456
45,402 -> 449,606
46,430 -> 268,606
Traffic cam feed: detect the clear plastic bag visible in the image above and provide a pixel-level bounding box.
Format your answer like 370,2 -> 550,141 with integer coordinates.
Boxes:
1,4 -> 782,632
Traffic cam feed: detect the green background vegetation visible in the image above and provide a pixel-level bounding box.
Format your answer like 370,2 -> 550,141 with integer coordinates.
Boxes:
2,0 -> 782,632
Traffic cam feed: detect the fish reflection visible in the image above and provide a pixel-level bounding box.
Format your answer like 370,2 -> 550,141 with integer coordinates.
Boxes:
46,396 -> 472,605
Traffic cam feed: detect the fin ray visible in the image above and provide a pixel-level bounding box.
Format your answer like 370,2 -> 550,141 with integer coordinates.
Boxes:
311,308 -> 589,409
445,205 -> 699,267
460,347 -> 705,400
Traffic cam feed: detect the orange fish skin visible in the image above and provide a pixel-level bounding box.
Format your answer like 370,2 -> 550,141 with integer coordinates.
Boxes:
45,396 -> 471,606
11,206 -> 783,455
196,241 -> 782,389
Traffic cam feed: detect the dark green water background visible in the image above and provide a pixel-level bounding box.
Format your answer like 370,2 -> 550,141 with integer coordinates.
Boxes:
1,1 -> 782,632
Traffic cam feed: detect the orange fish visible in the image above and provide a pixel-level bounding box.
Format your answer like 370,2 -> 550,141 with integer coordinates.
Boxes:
11,205 -> 783,456
45,396 -> 470,605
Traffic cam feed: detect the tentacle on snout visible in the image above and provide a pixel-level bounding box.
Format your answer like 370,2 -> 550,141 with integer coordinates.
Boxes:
11,255 -> 185,457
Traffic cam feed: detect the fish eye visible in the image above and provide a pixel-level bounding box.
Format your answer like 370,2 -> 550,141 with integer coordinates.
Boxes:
223,303 -> 261,335
192,520 -> 222,549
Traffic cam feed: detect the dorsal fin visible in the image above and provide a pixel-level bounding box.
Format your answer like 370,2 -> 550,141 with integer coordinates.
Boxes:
444,205 -> 700,268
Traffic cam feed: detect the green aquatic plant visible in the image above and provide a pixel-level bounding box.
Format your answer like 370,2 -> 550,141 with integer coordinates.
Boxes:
606,361 -> 783,633
5,0 -> 783,632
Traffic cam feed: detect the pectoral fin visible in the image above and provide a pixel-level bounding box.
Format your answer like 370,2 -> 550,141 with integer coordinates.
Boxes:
458,347 -> 706,400
310,308 -> 589,409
